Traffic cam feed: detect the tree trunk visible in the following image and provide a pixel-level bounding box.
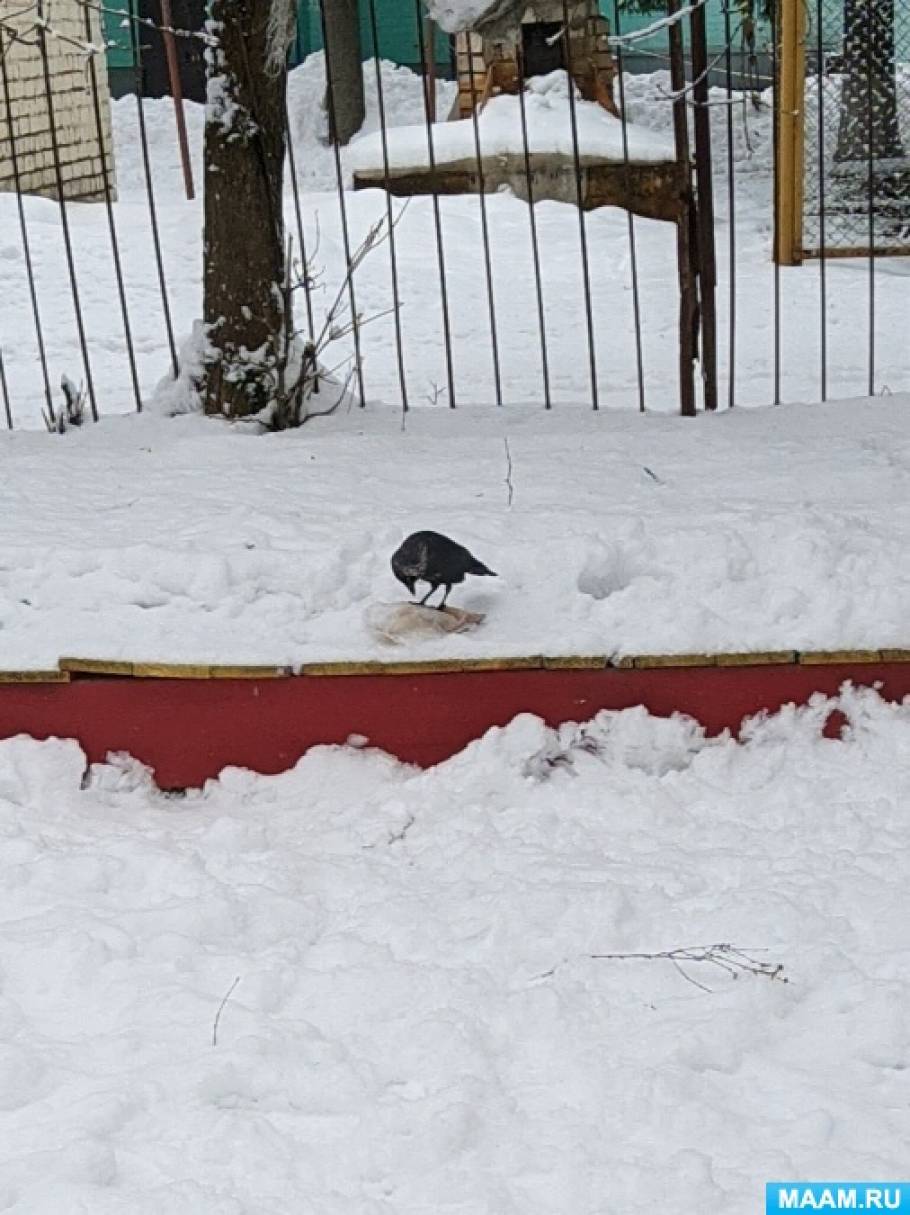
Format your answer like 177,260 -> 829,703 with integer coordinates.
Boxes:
202,0 -> 288,417
322,0 -> 365,145
835,0 -> 903,162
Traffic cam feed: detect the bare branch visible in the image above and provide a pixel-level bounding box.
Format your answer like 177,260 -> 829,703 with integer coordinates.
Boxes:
503,437 -> 514,508
588,943 -> 790,992
212,975 -> 241,1046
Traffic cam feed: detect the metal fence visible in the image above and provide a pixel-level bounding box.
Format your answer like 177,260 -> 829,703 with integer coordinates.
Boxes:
0,0 -> 908,431
801,0 -> 910,256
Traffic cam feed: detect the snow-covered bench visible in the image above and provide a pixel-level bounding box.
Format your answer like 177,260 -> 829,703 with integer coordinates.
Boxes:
349,72 -> 687,222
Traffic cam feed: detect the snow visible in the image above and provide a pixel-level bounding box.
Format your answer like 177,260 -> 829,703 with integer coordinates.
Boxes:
424,0 -> 521,37
0,56 -> 908,665
1,50 -> 909,1209
347,71 -> 677,174
0,688 -> 908,1211
0,397 -> 907,670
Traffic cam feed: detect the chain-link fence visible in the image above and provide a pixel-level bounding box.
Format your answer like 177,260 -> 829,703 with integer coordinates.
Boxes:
802,0 -> 910,255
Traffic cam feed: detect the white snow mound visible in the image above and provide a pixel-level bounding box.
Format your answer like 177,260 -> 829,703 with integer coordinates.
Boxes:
0,689 -> 908,1209
348,70 -> 677,174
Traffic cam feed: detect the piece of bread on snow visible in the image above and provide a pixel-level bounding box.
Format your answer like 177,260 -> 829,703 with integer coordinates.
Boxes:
365,602 -> 485,645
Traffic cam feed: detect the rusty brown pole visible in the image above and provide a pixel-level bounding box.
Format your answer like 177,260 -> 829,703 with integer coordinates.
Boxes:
424,15 -> 437,122
160,0 -> 195,200
690,0 -> 718,411
667,0 -> 697,417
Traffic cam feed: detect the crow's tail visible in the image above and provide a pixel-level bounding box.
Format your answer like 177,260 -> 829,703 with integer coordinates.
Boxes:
468,559 -> 497,577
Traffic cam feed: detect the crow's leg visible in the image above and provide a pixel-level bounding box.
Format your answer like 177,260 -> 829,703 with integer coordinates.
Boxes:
417,584 -> 438,607
436,584 -> 451,611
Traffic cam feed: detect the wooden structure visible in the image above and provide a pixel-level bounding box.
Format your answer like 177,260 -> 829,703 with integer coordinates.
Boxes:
355,156 -> 688,223
454,0 -> 617,118
774,0 -> 806,266
774,0 -> 910,263
0,650 -> 906,789
350,2 -> 718,413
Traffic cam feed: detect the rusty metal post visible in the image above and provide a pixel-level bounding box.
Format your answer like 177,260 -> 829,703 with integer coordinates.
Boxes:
667,0 -> 697,417
690,0 -> 718,410
424,15 -> 437,123
160,0 -> 195,200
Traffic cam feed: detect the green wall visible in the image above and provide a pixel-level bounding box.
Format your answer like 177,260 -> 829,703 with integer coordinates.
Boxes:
100,2 -> 789,77
103,0 -> 136,69
291,0 -> 450,69
289,1 -> 774,68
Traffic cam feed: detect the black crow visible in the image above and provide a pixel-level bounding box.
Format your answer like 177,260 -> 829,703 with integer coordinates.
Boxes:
391,531 -> 497,609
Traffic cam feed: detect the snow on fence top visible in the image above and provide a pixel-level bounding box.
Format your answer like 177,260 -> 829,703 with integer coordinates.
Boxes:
347,71 -> 676,176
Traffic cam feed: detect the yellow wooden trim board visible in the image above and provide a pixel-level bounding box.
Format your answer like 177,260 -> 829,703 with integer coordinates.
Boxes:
0,669 -> 70,684
797,650 -> 883,665
300,656 -> 544,678
3,650 -> 908,685
209,665 -> 289,680
60,657 -> 135,676
297,660 -> 439,680
715,651 -> 798,667
132,663 -> 215,679
633,654 -> 719,670
542,655 -> 609,670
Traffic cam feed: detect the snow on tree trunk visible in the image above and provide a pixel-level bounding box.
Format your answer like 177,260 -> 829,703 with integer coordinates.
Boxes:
323,0 -> 365,146
835,0 -> 903,163
202,0 -> 291,418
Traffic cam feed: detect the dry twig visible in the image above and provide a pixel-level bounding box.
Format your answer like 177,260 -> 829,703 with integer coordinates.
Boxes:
588,943 -> 789,992
212,975 -> 241,1047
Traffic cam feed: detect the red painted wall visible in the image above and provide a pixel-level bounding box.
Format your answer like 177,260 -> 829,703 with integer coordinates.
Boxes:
0,663 -> 906,789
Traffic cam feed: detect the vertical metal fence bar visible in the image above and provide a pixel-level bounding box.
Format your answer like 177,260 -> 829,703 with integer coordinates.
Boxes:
317,0 -> 367,407
0,348 -> 12,430
422,12 -> 437,121
414,3 -> 456,407
36,9 -> 98,421
366,0 -> 410,410
612,1 -> 646,413
723,0 -> 737,409
129,11 -> 179,379
668,0 -> 697,417
690,0 -> 718,411
0,28 -> 54,423
770,1 -> 782,404
516,53 -> 552,409
159,0 -> 195,200
464,56 -> 503,406
84,7 -> 143,412
285,106 -> 316,342
815,0 -> 827,401
560,0 -> 599,410
865,6 -> 876,397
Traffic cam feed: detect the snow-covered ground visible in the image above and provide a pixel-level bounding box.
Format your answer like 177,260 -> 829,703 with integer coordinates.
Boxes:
0,396 -> 907,669
1,57 -> 908,427
0,63 -> 907,669
0,689 -> 908,1212
1,53 -> 909,1213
